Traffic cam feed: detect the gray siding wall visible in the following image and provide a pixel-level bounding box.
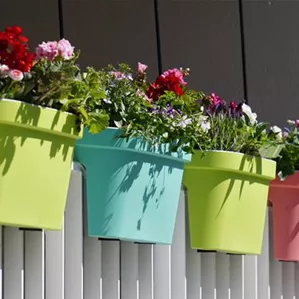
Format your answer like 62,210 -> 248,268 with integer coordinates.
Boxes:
1,0 -> 297,125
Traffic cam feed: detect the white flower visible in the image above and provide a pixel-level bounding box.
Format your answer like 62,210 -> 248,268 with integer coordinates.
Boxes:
198,115 -> 210,132
270,125 -> 282,139
242,103 -> 257,124
176,116 -> 192,128
162,132 -> 168,138
103,98 -> 112,104
201,121 -> 211,132
287,120 -> 295,125
8,69 -> 24,81
0,64 -> 9,77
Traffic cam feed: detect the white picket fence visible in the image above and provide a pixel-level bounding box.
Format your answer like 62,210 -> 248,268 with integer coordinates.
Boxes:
0,163 -> 298,299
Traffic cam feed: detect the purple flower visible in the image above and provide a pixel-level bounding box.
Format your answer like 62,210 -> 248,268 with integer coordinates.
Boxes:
150,104 -> 179,119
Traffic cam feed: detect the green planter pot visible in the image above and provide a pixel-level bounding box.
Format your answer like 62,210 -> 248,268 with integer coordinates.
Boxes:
0,99 -> 81,230
75,127 -> 191,244
183,150 -> 276,254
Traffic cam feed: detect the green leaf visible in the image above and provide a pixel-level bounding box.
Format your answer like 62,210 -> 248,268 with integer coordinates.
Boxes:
87,113 -> 109,134
259,143 -> 285,158
78,107 -> 89,121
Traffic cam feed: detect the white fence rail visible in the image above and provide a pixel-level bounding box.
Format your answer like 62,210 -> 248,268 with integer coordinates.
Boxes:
0,164 -> 298,299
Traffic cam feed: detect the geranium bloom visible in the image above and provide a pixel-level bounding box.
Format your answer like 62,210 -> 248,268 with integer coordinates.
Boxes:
36,41 -> 59,61
0,26 -> 35,72
146,68 -> 187,100
36,39 -> 74,61
57,39 -> 74,60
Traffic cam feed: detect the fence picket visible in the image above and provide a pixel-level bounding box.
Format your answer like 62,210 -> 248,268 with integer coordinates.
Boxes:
3,227 -> 24,299
120,242 -> 138,299
215,253 -> 230,299
282,263 -> 295,299
257,211 -> 270,299
243,255 -> 258,299
171,190 -> 186,299
154,245 -> 171,299
65,170 -> 83,299
102,241 -> 120,299
230,255 -> 244,299
138,244 -> 154,299
24,230 -> 44,299
45,228 -> 64,299
269,209 -> 283,299
201,252 -> 216,299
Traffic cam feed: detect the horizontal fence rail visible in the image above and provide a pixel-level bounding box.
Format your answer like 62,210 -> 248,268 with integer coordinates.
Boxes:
0,164 -> 298,299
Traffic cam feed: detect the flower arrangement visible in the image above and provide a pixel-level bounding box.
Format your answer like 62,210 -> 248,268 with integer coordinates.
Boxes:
183,92 -> 280,158
269,121 -> 299,179
0,25 -> 108,133
95,62 -> 204,152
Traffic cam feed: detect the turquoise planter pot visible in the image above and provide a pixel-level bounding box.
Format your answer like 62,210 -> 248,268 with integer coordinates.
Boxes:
75,128 -> 191,244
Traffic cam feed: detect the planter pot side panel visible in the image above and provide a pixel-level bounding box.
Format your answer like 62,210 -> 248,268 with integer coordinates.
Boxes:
0,99 -> 81,229
184,151 -> 276,255
269,172 -> 299,261
75,128 -> 191,244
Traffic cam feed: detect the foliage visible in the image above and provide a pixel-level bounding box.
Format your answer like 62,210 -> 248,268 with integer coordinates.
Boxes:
0,25 -> 108,134
269,121 -> 299,180
97,63 -> 205,153
192,93 -> 281,158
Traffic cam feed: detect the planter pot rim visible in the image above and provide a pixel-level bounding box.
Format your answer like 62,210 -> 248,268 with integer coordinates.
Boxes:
0,99 -> 82,139
76,127 -> 191,163
270,171 -> 299,189
185,150 -> 276,181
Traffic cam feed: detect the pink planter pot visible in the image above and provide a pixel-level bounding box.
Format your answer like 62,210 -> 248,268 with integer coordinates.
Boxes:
269,172 -> 299,261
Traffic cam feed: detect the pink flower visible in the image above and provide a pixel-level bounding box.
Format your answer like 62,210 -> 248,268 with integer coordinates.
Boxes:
138,62 -> 148,73
36,41 -> 59,61
161,68 -> 187,85
0,64 -> 9,77
210,93 -> 222,106
110,71 -> 132,80
8,69 -> 23,81
57,39 -> 74,60
136,89 -> 152,103
295,120 -> 299,128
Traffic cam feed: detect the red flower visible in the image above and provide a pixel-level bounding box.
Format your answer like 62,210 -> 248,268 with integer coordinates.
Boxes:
0,25 -> 35,72
146,68 -> 186,101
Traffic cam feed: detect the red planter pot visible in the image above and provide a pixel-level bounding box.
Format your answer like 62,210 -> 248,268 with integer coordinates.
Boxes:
269,172 -> 299,261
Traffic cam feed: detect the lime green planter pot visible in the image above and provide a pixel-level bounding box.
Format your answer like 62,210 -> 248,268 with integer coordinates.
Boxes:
0,99 -> 82,230
183,151 -> 276,254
